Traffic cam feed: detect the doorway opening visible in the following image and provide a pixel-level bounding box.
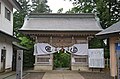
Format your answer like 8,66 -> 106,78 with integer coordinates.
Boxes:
0,49 -> 6,72
53,49 -> 71,70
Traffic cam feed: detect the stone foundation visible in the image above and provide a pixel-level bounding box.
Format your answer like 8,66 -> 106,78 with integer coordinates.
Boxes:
34,64 -> 53,70
71,64 -> 89,71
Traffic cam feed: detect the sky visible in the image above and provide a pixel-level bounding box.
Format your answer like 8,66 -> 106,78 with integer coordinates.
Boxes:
14,0 -> 74,13
47,0 -> 74,13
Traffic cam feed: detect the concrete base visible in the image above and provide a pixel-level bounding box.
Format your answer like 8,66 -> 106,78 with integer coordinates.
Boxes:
5,68 -> 12,72
34,64 -> 53,71
71,64 -> 89,71
0,68 -> 12,73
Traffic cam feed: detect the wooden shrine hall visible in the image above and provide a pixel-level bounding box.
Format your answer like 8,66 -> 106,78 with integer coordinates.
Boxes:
19,13 -> 103,71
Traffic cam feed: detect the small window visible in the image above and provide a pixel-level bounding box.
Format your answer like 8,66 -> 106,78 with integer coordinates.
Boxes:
0,2 -> 1,14
5,7 -> 11,21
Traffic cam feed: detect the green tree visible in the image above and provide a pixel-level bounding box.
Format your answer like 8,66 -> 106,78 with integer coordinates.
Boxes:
13,0 -> 31,37
14,0 -> 52,48
66,0 -> 95,13
13,0 -> 51,68
13,0 -> 34,68
13,0 -> 33,49
53,50 -> 71,68
96,0 -> 120,28
66,0 -> 120,59
66,0 -> 120,28
57,8 -> 63,13
31,0 -> 52,13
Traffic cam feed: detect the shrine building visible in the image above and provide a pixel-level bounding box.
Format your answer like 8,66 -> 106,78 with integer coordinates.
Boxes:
19,13 -> 102,71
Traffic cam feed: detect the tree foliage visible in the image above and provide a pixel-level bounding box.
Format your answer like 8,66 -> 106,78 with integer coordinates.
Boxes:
67,0 -> 120,28
31,0 -> 52,13
66,0 -> 120,59
53,50 -> 71,68
57,8 -> 63,13
13,0 -> 31,37
96,0 -> 120,28
66,0 -> 95,13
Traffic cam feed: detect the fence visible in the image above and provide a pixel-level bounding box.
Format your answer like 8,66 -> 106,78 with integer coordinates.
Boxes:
105,58 -> 110,68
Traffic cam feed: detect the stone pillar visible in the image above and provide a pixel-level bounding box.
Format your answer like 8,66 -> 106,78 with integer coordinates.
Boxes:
16,50 -> 23,79
50,54 -> 53,70
50,36 -> 52,44
109,37 -> 117,77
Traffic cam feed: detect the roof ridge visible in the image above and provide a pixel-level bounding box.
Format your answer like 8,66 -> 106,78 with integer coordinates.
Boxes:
28,13 -> 95,18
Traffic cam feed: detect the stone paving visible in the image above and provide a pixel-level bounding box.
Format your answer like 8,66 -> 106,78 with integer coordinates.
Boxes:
42,70 -> 84,79
79,72 -> 113,79
23,72 -> 45,79
0,71 -> 15,79
0,70 -> 113,79
23,70 -> 113,79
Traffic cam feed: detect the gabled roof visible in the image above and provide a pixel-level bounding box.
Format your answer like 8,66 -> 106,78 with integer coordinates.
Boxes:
20,13 -> 102,32
8,0 -> 22,10
96,21 -> 120,36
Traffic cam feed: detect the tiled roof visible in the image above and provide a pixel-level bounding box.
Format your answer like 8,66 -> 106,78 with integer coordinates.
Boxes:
96,21 -> 120,36
20,13 -> 102,32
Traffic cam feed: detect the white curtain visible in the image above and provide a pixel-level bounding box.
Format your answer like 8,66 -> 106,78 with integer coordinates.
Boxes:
68,44 -> 88,55
34,43 -> 61,55
34,43 -> 88,55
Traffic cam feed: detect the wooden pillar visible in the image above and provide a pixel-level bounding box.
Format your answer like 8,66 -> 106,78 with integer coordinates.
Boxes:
72,36 -> 75,44
50,36 -> 52,44
109,37 -> 117,77
35,36 -> 38,66
35,36 -> 38,43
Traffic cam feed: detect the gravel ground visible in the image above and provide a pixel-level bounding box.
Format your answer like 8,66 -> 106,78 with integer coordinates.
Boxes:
79,72 -> 113,79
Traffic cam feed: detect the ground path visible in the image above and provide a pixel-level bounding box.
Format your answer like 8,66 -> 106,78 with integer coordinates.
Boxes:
0,70 -> 113,79
42,70 -> 84,79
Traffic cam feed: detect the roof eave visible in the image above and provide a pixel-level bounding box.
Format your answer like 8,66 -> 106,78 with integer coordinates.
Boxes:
13,42 -> 28,50
96,32 -> 120,39
8,0 -> 22,10
0,30 -> 20,42
19,29 -> 102,32
19,29 -> 102,36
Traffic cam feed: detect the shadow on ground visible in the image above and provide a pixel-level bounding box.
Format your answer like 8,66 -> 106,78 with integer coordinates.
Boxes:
79,72 -> 113,79
23,72 -> 45,79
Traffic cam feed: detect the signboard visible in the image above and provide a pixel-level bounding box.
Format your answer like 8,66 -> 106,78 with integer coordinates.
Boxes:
116,43 -> 120,50
116,43 -> 120,79
117,54 -> 120,79
88,49 -> 105,68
